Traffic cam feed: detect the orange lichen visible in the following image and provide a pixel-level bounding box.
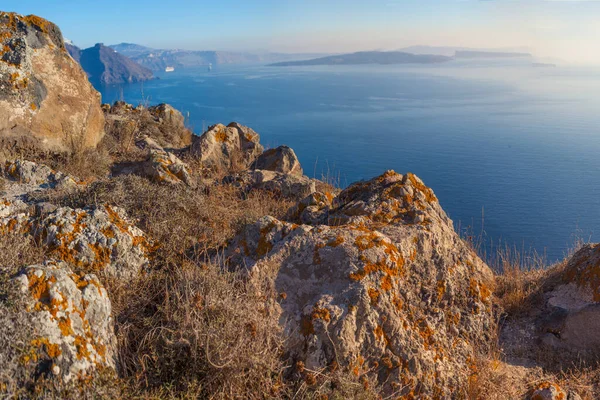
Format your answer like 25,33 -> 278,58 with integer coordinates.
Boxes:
30,102 -> 37,111
21,14 -> 56,37
368,288 -> 380,305
58,316 -> 74,336
311,306 -> 331,322
436,280 -> 446,301
327,235 -> 345,247
31,338 -> 62,358
530,382 -> 565,400
214,127 -> 228,143
407,173 -> 438,203
469,278 -> 492,304
74,335 -> 91,360
380,275 -> 393,291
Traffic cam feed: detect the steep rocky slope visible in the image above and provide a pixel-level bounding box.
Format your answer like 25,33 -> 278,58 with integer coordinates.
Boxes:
79,43 -> 154,85
0,12 -> 105,154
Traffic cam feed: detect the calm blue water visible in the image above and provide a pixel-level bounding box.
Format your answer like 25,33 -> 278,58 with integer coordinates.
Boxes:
99,62 -> 600,263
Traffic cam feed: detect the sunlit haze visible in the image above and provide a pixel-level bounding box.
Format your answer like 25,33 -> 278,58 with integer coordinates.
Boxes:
8,0 -> 600,64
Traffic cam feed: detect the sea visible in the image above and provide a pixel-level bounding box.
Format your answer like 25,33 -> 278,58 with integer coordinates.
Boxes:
98,60 -> 600,264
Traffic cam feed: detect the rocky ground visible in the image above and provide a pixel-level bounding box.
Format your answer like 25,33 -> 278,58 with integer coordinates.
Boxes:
1,11 -> 600,400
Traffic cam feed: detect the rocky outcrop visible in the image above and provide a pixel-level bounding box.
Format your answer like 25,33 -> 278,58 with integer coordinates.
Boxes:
1,160 -> 153,278
4,159 -> 78,188
0,12 -> 105,153
224,169 -> 315,199
12,261 -> 116,382
528,382 -> 581,400
36,205 -> 153,278
104,101 -> 192,149
79,43 -> 154,86
114,136 -> 192,186
190,122 -> 263,171
252,145 -> 303,176
148,103 -> 185,131
225,170 -> 495,397
538,244 -> 600,354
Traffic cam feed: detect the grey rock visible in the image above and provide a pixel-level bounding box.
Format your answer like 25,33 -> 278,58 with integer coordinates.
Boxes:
224,170 -> 495,397
252,145 -> 303,176
12,261 -> 116,382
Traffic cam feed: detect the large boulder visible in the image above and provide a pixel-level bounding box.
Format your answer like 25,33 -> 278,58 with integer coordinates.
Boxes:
538,244 -> 600,354
35,205 -> 153,278
224,169 -> 316,200
252,145 -> 303,176
4,159 -> 77,188
0,12 -> 105,153
225,171 -> 495,397
104,101 -> 192,149
190,122 -> 263,171
113,137 -> 193,186
12,261 -> 116,382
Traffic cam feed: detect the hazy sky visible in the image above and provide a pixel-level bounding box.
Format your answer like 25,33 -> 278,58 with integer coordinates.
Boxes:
8,0 -> 600,64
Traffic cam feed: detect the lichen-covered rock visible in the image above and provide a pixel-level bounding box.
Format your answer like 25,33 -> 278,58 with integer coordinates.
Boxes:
528,382 -> 567,400
104,101 -> 192,149
225,170 -> 495,397
0,12 -> 104,153
36,205 -> 153,278
190,122 -> 264,170
12,261 -> 116,382
112,137 -> 193,186
4,159 -> 77,188
252,145 -> 303,176
538,244 -> 600,353
225,170 -> 316,200
148,103 -> 185,129
141,148 -> 192,186
286,191 -> 335,225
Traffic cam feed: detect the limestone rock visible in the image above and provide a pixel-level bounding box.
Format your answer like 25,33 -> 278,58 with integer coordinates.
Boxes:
190,122 -> 263,171
225,169 -> 316,199
4,159 -> 77,188
286,191 -> 334,225
113,137 -> 193,186
225,170 -> 495,397
538,244 -> 600,353
252,145 -> 303,176
148,103 -> 185,129
36,205 -> 153,278
141,148 -> 192,186
0,12 -> 104,153
528,382 -> 567,400
104,101 -> 192,149
12,261 -> 116,382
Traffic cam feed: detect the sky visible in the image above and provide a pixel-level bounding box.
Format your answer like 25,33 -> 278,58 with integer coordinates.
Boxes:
7,0 -> 600,64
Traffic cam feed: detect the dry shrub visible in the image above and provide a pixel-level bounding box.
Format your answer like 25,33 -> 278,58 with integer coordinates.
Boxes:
38,175 -> 294,263
107,261 -> 286,398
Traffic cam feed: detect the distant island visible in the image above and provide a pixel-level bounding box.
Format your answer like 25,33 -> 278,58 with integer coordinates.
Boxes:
109,43 -> 328,72
269,51 -> 452,66
454,50 -> 532,59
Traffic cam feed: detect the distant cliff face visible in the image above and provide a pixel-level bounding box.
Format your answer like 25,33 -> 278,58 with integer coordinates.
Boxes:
79,43 -> 154,85
270,51 -> 452,67
0,12 -> 105,153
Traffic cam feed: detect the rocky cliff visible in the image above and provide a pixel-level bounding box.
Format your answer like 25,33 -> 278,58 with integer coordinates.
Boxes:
0,12 -> 105,154
79,43 -> 154,85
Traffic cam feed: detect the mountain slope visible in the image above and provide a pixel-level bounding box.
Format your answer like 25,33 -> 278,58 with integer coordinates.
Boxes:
79,43 -> 154,85
269,51 -> 451,66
